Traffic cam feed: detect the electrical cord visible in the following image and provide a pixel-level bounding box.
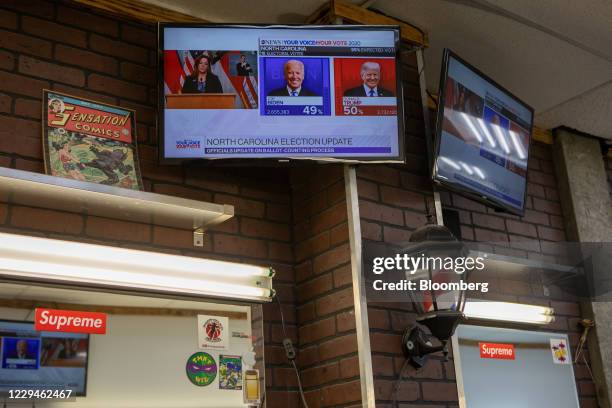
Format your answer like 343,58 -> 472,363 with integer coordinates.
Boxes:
391,359 -> 411,407
275,296 -> 309,408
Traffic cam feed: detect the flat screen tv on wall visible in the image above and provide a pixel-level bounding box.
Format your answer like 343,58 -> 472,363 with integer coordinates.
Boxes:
432,49 -> 534,215
0,319 -> 89,396
159,24 -> 404,163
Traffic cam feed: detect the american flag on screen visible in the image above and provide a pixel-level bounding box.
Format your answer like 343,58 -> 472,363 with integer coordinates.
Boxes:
163,50 -> 258,109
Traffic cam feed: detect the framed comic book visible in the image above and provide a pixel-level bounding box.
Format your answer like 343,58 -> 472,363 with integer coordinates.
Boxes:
42,90 -> 143,190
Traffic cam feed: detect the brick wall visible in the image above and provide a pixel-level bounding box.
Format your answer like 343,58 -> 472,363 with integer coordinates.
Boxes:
0,1 -> 300,403
291,164 -> 362,408
358,51 -> 597,407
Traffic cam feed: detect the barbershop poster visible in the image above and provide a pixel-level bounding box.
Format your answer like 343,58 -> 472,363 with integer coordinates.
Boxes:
42,89 -> 143,190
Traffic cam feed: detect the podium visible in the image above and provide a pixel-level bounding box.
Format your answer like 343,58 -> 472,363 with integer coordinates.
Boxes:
166,94 -> 236,109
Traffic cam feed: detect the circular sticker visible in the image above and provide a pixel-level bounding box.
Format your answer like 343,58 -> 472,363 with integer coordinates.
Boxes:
204,318 -> 223,343
185,352 -> 217,386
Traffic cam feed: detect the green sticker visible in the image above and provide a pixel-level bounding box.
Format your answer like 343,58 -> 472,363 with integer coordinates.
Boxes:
185,352 -> 217,386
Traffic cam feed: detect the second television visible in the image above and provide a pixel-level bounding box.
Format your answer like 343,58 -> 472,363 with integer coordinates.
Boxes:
160,24 -> 404,163
432,49 -> 534,215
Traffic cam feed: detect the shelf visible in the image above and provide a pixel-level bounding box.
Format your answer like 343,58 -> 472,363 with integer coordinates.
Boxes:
0,168 -> 233,231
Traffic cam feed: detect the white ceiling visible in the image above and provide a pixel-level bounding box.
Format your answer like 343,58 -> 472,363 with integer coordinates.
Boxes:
147,0 -> 612,140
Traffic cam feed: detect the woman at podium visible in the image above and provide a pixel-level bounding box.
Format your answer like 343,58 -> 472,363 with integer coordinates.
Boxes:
181,55 -> 223,94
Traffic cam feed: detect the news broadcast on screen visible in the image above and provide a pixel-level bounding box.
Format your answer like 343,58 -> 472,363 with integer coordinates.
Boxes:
161,25 -> 403,162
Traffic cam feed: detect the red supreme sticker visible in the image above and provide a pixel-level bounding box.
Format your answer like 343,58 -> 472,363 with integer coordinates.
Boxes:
479,342 -> 515,360
35,308 -> 106,334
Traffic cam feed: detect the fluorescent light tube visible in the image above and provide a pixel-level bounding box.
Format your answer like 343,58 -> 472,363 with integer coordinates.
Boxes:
0,232 -> 274,302
464,301 -> 554,324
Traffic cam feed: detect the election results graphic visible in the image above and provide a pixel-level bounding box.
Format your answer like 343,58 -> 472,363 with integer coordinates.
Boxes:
161,26 -> 402,161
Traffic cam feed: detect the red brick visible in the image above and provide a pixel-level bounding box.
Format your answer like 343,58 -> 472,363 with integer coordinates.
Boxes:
460,225 -> 474,240
390,310 -> 416,331
550,215 -> 565,229
121,24 -> 156,48
472,213 -> 505,230
372,355 -> 394,376
268,241 -> 293,262
338,355 -> 359,378
361,220 -> 382,241
241,218 -> 290,241
266,391 -> 299,408
359,165 -> 400,186
2,0 -> 54,18
214,194 -> 264,218
0,116 -> 41,158
0,203 -> 7,224
528,170 -> 556,187
298,302 -> 316,323
506,220 -> 537,237
14,98 -> 40,119
316,287 -> 354,316
375,379 -> 419,401
297,273 -> 332,302
273,367 -> 298,388
403,210 -> 428,229
421,382 -> 458,401
0,50 -> 14,70
526,182 -> 545,198
0,70 -> 49,98
14,158 -> 43,173
318,334 -> 358,360
0,156 -> 11,168
139,161 -> 183,184
332,264 -> 352,288
321,380 -> 361,406
295,260 -> 312,283
336,309 -> 356,332
474,228 -> 508,243
120,61 -> 155,85
368,308 -> 390,330
313,243 -> 350,273
294,190 -> 326,222
551,301 -> 580,317
22,16 -> 87,48
11,207 -> 82,234
184,173 -> 239,194
357,177 -> 379,200
18,56 -> 84,87
89,34 -> 148,64
370,332 -> 403,354
545,187 -> 559,201
57,6 -> 119,37
86,216 -> 151,242
0,9 -> 17,29
55,45 -> 118,75
533,197 -> 562,215
88,74 -> 148,102
380,186 -> 426,210
330,222 -> 348,245
52,84 -> 117,105
327,179 -> 345,205
383,226 -> 411,243
508,235 -> 541,252
452,194 -> 487,212
266,203 -> 290,222
521,209 -> 549,225
537,226 -> 565,241
0,28 -> 52,58
213,234 -> 267,258
299,317 -> 335,345
310,201 -> 347,235
360,200 -> 403,225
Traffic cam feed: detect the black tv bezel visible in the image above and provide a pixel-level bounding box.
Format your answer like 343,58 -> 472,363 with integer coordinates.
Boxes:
432,48 -> 534,216
0,318 -> 91,397
157,23 -> 405,165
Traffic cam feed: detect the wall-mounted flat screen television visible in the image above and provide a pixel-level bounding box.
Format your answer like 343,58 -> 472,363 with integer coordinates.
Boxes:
0,320 -> 89,396
433,49 -> 533,215
159,24 -> 404,163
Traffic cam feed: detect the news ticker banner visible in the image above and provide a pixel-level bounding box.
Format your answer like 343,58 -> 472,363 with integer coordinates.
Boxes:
362,241 -> 611,303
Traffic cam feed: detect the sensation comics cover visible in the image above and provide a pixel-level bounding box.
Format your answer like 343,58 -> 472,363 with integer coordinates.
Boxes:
42,90 -> 143,190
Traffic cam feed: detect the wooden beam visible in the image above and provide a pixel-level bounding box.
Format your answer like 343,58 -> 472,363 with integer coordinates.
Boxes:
306,0 -> 427,47
426,93 -> 553,144
0,298 -> 247,320
68,0 -> 206,24
330,0 -> 428,47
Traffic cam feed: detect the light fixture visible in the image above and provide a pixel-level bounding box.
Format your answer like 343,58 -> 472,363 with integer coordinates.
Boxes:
0,232 -> 274,302
464,301 -> 554,324
401,217 -> 469,368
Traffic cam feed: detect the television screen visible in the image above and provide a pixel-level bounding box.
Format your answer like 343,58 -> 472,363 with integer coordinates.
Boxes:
0,320 -> 89,396
160,24 -> 403,162
433,49 -> 533,215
